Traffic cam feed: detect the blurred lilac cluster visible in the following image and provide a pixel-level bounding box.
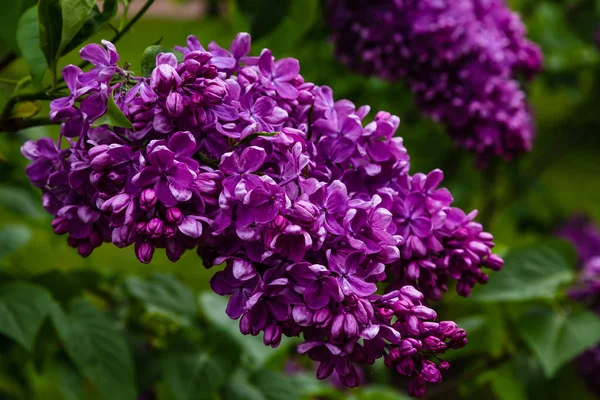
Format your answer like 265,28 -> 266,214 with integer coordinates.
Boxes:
326,0 -> 542,166
22,34 -> 503,396
556,215 -> 600,395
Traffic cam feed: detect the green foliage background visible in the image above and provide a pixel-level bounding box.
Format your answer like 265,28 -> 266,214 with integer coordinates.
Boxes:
1,0 -> 600,399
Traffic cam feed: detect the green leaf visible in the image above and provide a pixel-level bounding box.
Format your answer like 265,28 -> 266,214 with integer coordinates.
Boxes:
199,292 -> 277,365
38,0 -> 63,84
235,0 -> 292,41
0,0 -> 24,52
163,345 -> 239,400
91,90 -> 134,129
0,225 -> 31,259
141,45 -> 171,77
124,273 -> 197,318
60,0 -> 118,56
0,186 -> 44,218
250,369 -> 300,400
471,243 -> 574,302
51,299 -> 136,400
518,306 -> 600,378
0,283 -> 53,350
16,6 -> 48,86
222,376 -> 266,400
357,385 -> 412,400
59,0 -> 95,56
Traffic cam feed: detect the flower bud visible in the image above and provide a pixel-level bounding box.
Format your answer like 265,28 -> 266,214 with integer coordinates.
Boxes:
140,189 -> 158,210
146,218 -> 164,239
263,324 -> 282,347
204,81 -> 227,105
166,92 -> 186,117
52,217 -> 69,235
135,240 -> 155,264
166,207 -> 183,224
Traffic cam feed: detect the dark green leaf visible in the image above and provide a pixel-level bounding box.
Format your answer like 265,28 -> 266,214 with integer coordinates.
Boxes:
162,346 -> 238,400
38,0 -> 63,84
0,0 -> 23,52
91,89 -> 134,129
199,292 -> 276,365
58,362 -> 84,400
51,299 -> 136,400
0,225 -> 31,259
124,273 -> 196,318
0,186 -> 44,218
141,45 -> 171,77
16,6 -> 48,86
471,243 -> 574,302
250,369 -> 300,400
59,0 -> 95,55
60,0 -> 118,56
222,376 -> 266,400
518,306 -> 600,378
0,283 -> 52,350
235,0 -> 292,41
357,385 -> 412,400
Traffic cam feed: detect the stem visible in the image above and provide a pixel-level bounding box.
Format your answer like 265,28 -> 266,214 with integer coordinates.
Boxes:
0,92 -> 60,131
0,78 -> 19,85
479,161 -> 498,228
0,117 -> 59,132
0,52 -> 17,72
75,0 -> 156,72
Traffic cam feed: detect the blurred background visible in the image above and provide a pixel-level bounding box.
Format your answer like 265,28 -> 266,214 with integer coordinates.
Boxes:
1,0 -> 600,399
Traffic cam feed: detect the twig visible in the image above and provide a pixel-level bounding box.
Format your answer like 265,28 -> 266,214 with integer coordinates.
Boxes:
0,117 -> 60,132
0,92 -> 61,131
75,0 -> 156,71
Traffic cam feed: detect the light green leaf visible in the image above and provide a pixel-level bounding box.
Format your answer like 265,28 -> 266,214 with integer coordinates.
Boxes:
60,0 -> 118,56
0,186 -> 44,218
124,274 -> 197,319
59,0 -> 95,55
518,306 -> 600,378
16,6 -> 48,86
38,0 -> 63,84
141,45 -> 172,77
51,299 -> 136,400
91,90 -> 134,129
471,243 -> 574,302
0,225 -> 32,259
0,283 -> 53,350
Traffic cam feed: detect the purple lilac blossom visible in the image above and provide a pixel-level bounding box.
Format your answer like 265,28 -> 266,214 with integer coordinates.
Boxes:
556,215 -> 600,395
326,0 -> 543,166
22,34 -> 503,397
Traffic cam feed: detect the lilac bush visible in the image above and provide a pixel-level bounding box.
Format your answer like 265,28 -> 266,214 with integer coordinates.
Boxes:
326,0 -> 543,166
22,34 -> 503,397
556,215 -> 600,395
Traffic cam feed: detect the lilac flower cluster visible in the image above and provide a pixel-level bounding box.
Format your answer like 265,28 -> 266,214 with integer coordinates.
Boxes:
22,34 -> 503,397
556,215 -> 600,395
326,0 -> 543,165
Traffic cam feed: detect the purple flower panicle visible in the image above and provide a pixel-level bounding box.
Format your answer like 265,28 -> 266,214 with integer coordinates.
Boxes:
23,34 -> 503,397
326,0 -> 543,166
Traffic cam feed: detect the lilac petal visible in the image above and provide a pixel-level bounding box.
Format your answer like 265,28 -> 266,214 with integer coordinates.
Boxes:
79,44 -> 108,66
258,49 -> 274,76
345,275 -> 377,297
169,131 -> 196,156
240,146 -> 267,173
329,138 -> 355,163
156,179 -> 177,207
252,97 -> 276,118
405,192 -> 427,216
411,217 -> 433,238
166,163 -> 195,186
371,208 -> 392,230
169,183 -> 192,202
132,166 -> 160,187
232,258 -> 256,281
62,65 -> 82,92
149,146 -> 175,169
231,32 -> 251,59
226,290 -> 247,319
274,58 -> 300,81
274,81 -> 298,100
178,216 -> 202,238
305,282 -> 332,310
